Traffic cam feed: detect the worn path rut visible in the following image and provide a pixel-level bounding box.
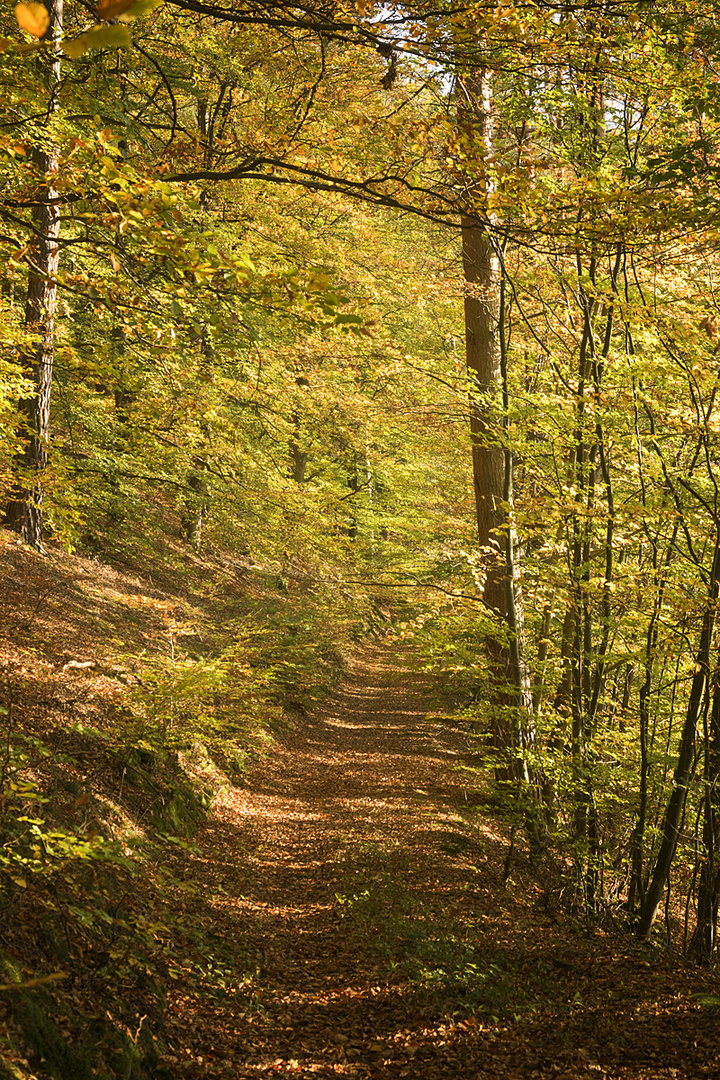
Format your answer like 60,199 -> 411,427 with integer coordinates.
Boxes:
166,641 -> 720,1080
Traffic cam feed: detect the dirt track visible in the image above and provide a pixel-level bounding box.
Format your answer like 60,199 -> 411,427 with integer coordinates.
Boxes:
165,641 -> 720,1080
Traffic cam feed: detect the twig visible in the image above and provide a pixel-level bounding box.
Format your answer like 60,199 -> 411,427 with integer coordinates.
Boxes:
0,971 -> 68,992
0,678 -> 13,796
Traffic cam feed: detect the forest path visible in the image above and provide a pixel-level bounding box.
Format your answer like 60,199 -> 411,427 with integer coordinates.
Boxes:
167,641 -> 719,1080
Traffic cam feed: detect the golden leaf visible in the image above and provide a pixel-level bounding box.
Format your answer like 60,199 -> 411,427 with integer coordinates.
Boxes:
15,2 -> 49,38
118,0 -> 163,22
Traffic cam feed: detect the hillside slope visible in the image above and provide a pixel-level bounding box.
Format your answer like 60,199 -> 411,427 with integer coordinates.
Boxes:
0,528 -> 381,1079
1,535 -> 719,1080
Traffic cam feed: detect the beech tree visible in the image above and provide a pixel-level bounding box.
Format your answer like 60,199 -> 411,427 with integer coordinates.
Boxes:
3,0 -> 63,547
6,0 -> 720,954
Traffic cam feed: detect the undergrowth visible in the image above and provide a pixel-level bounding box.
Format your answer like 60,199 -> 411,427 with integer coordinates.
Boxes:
0,528 -> 400,1079
333,837 -> 531,1022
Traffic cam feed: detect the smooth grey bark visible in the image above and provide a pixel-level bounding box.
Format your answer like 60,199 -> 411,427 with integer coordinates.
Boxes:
4,0 -> 63,548
459,69 -> 512,763
459,70 -> 538,832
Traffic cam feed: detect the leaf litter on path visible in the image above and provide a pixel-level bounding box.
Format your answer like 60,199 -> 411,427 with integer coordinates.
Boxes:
162,642 -> 720,1080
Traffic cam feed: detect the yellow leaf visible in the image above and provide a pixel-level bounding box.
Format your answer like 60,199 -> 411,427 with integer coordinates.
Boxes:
15,2 -> 49,37
117,0 -> 163,22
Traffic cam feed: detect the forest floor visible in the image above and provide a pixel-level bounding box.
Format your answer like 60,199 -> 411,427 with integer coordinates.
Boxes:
160,642 -> 720,1080
1,531 -> 720,1080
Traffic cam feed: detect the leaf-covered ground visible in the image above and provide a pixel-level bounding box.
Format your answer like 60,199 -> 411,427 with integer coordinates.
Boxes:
0,532 -> 718,1079
157,644 -> 720,1080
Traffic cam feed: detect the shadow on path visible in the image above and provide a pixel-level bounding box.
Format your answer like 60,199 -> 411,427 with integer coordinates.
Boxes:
166,641 -> 720,1080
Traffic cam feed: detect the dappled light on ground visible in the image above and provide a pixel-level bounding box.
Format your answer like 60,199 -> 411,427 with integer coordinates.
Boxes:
161,643 -> 720,1079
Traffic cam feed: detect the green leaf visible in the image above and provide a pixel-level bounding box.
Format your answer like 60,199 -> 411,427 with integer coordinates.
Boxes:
63,22 -> 132,58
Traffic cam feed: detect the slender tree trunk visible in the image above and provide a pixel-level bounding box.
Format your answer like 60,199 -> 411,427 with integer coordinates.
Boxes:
691,672 -> 720,961
4,0 -> 63,548
181,328 -> 213,548
637,537 -> 720,940
628,538 -> 676,917
289,375 -> 310,484
289,416 -> 308,483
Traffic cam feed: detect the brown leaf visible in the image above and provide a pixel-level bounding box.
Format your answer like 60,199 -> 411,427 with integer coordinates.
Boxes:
700,316 -> 718,341
96,0 -> 136,20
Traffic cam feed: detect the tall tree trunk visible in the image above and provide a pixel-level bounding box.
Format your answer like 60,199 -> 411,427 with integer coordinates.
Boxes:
459,69 -> 538,839
628,537 -> 676,918
4,0 -> 63,548
460,68 -> 511,760
289,375 -> 310,483
637,536 -> 720,940
691,671 -> 720,961
462,211 -> 504,605
460,70 -> 505,618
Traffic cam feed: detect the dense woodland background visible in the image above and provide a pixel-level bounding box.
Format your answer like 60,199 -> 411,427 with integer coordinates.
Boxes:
4,0 -> 720,1075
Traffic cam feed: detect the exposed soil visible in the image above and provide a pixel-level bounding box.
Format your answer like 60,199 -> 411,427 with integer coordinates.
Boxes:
160,642 -> 720,1080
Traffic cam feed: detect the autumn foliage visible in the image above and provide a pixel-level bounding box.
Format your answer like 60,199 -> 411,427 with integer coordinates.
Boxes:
3,0 -> 720,1076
